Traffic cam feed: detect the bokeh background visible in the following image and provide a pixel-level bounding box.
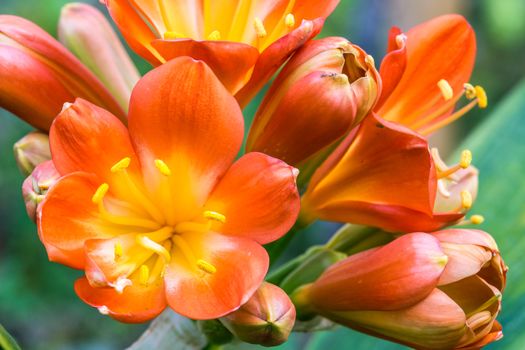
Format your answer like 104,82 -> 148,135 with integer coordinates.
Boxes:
1,0 -> 524,349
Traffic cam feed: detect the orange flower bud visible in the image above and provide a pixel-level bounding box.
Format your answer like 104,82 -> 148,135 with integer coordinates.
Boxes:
0,15 -> 125,131
13,131 -> 51,176
221,282 -> 296,346
22,160 -> 60,222
246,37 -> 380,168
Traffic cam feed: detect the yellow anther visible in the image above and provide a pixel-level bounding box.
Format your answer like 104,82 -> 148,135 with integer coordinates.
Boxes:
207,30 -> 221,41
461,190 -> 473,209
365,55 -> 375,67
459,150 -> 472,168
154,159 -> 172,176
464,83 -> 477,99
197,259 -> 217,274
111,157 -> 131,173
139,265 -> 150,285
470,214 -> 485,225
203,210 -> 226,223
285,13 -> 295,28
433,255 -> 449,267
254,17 -> 267,38
164,31 -> 185,40
114,242 -> 123,260
137,235 -> 171,262
92,183 -> 109,204
475,86 -> 488,108
438,79 -> 454,101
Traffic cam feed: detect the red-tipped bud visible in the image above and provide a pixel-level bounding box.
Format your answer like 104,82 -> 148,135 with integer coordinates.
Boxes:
22,160 -> 60,222
246,37 -> 381,167
221,282 -> 296,346
13,131 -> 51,176
0,15 -> 125,130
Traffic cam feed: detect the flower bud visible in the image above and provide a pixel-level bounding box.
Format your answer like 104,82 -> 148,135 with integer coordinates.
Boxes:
58,3 -> 140,110
246,37 -> 381,168
0,15 -> 125,131
22,160 -> 60,222
220,282 -> 296,346
13,131 -> 51,176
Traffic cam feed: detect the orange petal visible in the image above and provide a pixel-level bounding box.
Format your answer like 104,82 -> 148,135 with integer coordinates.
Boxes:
164,232 -> 268,320
50,98 -> 138,180
37,172 -> 118,269
377,15 -> 476,127
75,276 -> 166,323
128,57 -> 244,219
205,152 -> 300,245
151,39 -> 259,94
236,18 -> 323,107
302,114 -> 437,232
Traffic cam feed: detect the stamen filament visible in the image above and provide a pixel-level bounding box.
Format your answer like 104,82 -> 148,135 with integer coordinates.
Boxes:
172,235 -> 198,264
139,265 -> 150,285
164,31 -> 185,40
175,221 -> 211,234
410,90 -> 465,131
420,98 -> 479,135
137,235 -> 171,262
114,242 -> 123,260
437,150 -> 472,179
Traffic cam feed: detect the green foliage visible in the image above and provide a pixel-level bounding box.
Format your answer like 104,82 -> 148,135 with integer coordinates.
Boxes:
0,324 -> 21,350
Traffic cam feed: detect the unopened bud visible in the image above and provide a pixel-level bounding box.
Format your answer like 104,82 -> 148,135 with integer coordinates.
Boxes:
13,131 -> 51,176
22,160 -> 60,221
220,283 -> 296,346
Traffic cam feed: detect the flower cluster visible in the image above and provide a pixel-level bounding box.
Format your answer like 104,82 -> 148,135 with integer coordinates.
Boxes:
0,1 -> 506,349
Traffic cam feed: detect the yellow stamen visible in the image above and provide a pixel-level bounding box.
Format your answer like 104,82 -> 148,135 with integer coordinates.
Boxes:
470,214 -> 485,225
285,13 -> 295,28
172,235 -> 198,265
137,235 -> 171,262
110,277 -> 132,294
461,190 -> 473,209
98,306 -> 110,315
175,221 -> 211,234
150,241 -> 172,279
92,183 -> 109,204
254,17 -> 267,38
438,79 -> 454,101
433,255 -> 449,267
459,149 -> 473,169
114,242 -> 123,260
475,85 -> 488,108
154,159 -> 172,176
139,265 -> 150,285
464,83 -> 477,99
111,157 -> 131,173
207,30 -> 221,41
395,33 -> 407,49
197,259 -> 217,274
203,210 -> 226,223
163,31 -> 184,40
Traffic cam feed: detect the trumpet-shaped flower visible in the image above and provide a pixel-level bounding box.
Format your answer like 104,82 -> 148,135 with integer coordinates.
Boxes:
103,0 -> 339,104
37,57 -> 300,322
0,15 -> 125,130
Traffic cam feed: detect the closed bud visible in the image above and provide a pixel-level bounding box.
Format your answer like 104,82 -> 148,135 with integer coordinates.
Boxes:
22,160 -> 60,222
246,37 -> 381,169
13,131 -> 51,176
220,282 -> 296,346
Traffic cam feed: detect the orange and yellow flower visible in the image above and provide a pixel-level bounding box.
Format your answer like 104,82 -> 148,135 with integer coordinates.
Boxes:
103,0 -> 339,105
37,57 -> 300,322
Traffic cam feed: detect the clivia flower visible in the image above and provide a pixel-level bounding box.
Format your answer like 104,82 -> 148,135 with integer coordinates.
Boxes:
103,0 -> 340,105
293,230 -> 506,349
37,57 -> 300,322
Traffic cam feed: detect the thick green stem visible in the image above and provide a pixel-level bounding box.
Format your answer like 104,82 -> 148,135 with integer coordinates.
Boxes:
0,325 -> 21,350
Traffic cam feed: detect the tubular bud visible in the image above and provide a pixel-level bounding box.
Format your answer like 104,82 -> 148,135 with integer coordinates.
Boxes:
22,160 -> 60,222
13,131 -> 51,176
58,3 -> 140,111
220,282 -> 296,346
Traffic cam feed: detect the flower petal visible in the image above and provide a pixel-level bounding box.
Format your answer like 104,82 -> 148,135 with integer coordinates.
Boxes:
205,152 -> 300,244
128,57 -> 244,220
164,232 -> 268,320
75,276 -> 166,323
151,39 -> 259,93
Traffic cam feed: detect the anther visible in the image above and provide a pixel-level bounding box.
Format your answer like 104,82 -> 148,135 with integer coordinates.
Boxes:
111,277 -> 132,294
433,255 -> 449,267
139,265 -> 150,285
395,33 -> 407,49
92,183 -> 109,204
111,157 -> 131,173
464,83 -> 477,99
254,17 -> 267,38
438,79 -> 454,101
207,30 -> 221,41
475,86 -> 488,108
203,210 -> 226,223
461,190 -> 473,209
470,214 -> 485,225
459,150 -> 472,168
98,306 -> 110,315
154,159 -> 172,176
114,242 -> 123,260
137,235 -> 171,262
164,31 -> 185,40
197,259 -> 217,274
285,13 -> 295,28
61,102 -> 73,112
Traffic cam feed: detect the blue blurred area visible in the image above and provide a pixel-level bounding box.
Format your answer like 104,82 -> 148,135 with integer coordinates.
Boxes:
1,0 -> 524,349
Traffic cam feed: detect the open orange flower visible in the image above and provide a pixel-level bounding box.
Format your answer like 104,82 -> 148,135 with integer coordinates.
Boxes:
103,0 -> 339,105
375,14 -> 486,135
37,57 -> 300,322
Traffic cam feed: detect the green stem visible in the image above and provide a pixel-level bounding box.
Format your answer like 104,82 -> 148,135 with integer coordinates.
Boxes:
0,325 -> 21,350
266,250 -> 310,284
265,218 -> 311,267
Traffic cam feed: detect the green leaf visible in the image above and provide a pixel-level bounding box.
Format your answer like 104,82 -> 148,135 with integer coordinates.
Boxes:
126,310 -> 207,350
0,324 -> 21,350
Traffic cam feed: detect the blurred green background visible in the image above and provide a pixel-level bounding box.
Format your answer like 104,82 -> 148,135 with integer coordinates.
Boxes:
1,0 -> 524,349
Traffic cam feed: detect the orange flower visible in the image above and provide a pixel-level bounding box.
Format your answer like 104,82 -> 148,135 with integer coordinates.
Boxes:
376,14 -> 487,135
37,57 -> 300,322
0,15 -> 125,130
103,0 -> 339,104
294,230 -> 506,349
